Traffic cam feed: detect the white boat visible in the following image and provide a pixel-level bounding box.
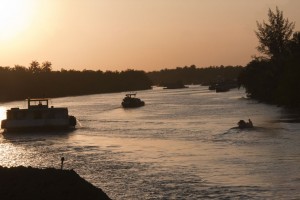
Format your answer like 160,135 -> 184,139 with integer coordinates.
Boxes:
1,98 -> 76,132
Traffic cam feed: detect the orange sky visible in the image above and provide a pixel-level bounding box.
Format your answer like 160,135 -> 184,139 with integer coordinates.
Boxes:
1,0 -> 300,71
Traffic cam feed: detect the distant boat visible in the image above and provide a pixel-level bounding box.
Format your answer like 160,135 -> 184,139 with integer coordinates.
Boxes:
215,84 -> 230,92
162,80 -> 188,89
121,93 -> 145,108
208,80 -> 238,92
208,84 -> 216,90
1,98 -> 77,132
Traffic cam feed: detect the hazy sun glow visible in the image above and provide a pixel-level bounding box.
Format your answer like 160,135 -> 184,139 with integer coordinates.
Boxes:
0,0 -> 300,71
0,0 -> 34,41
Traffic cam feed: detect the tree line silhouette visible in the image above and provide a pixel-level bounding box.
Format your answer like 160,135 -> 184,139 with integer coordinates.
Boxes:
0,62 -> 243,102
147,65 -> 242,86
0,62 -> 152,102
238,7 -> 300,108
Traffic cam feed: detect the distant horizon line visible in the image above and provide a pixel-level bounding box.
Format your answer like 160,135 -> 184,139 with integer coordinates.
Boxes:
0,63 -> 245,73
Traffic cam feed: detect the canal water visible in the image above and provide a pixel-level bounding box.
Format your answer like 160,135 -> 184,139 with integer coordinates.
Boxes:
0,86 -> 299,199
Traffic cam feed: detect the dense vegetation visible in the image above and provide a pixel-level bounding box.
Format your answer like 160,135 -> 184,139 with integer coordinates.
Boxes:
147,65 -> 242,86
0,62 -> 152,102
238,7 -> 300,108
0,61 -> 243,102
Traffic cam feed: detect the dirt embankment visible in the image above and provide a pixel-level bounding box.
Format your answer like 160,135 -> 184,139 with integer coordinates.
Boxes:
0,166 -> 111,200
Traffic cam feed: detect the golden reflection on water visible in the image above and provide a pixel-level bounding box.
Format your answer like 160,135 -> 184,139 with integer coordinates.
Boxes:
70,132 -> 298,188
0,106 -> 7,122
0,105 -> 36,167
0,142 -> 32,167
70,134 -> 220,169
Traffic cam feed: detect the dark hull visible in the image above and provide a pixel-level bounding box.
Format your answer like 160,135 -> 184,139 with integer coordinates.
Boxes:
122,102 -> 145,108
2,125 -> 75,133
1,116 -> 77,133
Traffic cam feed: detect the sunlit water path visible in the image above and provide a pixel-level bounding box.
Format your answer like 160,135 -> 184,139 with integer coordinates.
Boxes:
1,86 -> 299,199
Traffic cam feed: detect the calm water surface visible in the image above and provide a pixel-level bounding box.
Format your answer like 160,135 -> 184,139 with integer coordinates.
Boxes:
0,86 -> 299,199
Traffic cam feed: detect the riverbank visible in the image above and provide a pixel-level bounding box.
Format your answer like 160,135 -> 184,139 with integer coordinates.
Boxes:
0,166 -> 111,200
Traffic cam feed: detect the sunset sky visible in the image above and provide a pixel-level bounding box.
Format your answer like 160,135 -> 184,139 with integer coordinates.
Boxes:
1,0 -> 300,72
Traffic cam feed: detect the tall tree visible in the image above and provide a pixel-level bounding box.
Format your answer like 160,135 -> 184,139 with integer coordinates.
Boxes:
255,7 -> 295,60
29,60 -> 41,74
41,61 -> 52,72
289,32 -> 300,55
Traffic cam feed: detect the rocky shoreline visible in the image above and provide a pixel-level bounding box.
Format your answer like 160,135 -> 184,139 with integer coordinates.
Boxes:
0,166 -> 111,200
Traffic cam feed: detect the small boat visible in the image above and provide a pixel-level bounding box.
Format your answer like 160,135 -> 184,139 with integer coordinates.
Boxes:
1,98 -> 77,132
215,84 -> 230,92
121,93 -> 145,108
237,119 -> 253,129
162,80 -> 188,89
208,84 -> 216,90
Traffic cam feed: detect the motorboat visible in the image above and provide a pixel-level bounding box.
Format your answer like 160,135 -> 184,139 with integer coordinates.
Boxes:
1,98 -> 77,132
237,119 -> 253,129
121,93 -> 145,108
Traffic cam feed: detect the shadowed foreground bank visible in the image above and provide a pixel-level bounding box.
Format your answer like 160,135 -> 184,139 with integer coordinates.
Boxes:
0,166 -> 111,200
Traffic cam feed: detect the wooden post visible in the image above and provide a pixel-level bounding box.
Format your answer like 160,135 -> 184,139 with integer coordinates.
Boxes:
61,157 -> 65,170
